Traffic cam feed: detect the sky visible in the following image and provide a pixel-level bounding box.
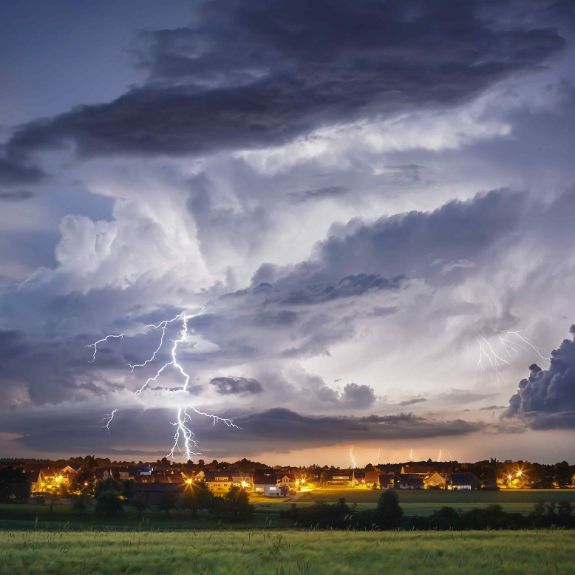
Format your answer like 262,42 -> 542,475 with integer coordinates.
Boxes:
1,0 -> 575,466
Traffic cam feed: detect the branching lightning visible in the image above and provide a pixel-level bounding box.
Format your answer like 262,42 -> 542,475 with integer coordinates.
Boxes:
90,309 -> 239,460
475,330 -> 549,381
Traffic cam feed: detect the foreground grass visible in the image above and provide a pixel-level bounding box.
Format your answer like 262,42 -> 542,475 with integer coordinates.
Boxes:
1,530 -> 574,574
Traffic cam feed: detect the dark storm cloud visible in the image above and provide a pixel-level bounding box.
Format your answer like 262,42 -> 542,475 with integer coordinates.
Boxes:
254,189 -> 524,294
506,325 -> 575,428
209,376 -> 263,395
0,406 -> 482,456
0,156 -> 44,185
0,189 -> 35,201
5,0 -> 565,159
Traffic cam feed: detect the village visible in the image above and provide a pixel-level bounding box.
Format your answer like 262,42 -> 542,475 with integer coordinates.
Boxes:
2,456 -> 573,507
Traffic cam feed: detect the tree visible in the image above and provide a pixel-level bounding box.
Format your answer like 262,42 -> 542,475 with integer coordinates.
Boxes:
0,467 -> 31,502
222,485 -> 254,521
71,468 -> 96,496
158,489 -> 179,514
95,490 -> 123,517
72,494 -> 90,514
95,478 -> 123,498
375,490 -> 403,529
554,461 -> 572,488
179,481 -> 214,517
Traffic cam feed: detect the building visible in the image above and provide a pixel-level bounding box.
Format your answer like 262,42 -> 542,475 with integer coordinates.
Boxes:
31,465 -> 77,494
447,473 -> 478,491
398,474 -> 424,490
364,470 -> 381,488
253,472 -> 283,497
424,472 -> 447,490
378,472 -> 398,490
324,470 -> 355,487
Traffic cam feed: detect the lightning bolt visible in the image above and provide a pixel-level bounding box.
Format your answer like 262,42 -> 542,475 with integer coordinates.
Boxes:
349,445 -> 357,469
475,330 -> 550,382
505,331 -> 550,362
103,409 -> 117,431
87,334 -> 124,363
90,309 -> 239,460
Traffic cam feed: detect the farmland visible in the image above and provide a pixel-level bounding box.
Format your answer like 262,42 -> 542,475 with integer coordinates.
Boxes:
1,529 -> 574,574
297,488 -> 575,516
1,489 -> 575,531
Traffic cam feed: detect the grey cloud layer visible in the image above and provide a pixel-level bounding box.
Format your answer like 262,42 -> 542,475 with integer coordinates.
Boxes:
5,0 -> 565,160
0,405 -> 482,456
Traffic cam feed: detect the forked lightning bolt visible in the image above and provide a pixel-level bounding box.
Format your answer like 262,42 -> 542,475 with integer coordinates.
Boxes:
89,310 -> 238,461
476,330 -> 549,381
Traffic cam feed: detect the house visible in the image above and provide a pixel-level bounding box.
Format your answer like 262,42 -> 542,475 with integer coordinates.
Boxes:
325,470 -> 354,487
200,471 -> 235,494
424,472 -> 447,490
195,470 -> 252,493
31,466 -> 77,493
398,474 -> 424,490
364,470 -> 381,488
378,472 -> 398,490
253,472 -> 283,497
278,473 -> 297,490
447,473 -> 478,491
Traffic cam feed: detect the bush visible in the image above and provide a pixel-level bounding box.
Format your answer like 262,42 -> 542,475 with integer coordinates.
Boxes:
221,485 -> 254,521
95,490 -> 123,517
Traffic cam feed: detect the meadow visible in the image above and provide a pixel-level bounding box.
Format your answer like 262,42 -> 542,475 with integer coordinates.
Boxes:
2,489 -> 575,531
298,488 -> 575,516
1,529 -> 574,574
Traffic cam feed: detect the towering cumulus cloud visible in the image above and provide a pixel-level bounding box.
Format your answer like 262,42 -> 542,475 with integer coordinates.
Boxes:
506,326 -> 575,429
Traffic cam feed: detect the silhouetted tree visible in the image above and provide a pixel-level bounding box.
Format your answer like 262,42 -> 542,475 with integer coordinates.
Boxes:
95,490 -> 123,517
375,490 -> 403,529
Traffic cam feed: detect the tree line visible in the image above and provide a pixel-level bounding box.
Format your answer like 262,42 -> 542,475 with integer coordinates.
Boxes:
282,491 -> 575,530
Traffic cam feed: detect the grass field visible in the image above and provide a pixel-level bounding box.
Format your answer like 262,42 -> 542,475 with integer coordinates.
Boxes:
2,489 -> 574,530
1,530 -> 573,574
299,488 -> 575,516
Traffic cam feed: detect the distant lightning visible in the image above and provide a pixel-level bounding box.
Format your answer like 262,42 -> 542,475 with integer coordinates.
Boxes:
475,330 -> 549,381
349,445 -> 357,469
90,309 -> 239,460
103,409 -> 117,431
506,331 -> 550,362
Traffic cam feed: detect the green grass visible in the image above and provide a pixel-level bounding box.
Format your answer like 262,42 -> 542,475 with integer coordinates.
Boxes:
301,488 -> 575,516
0,503 -> 290,531
0,530 -> 573,574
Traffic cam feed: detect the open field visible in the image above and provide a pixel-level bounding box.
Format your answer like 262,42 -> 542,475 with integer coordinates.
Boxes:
1,530 -> 574,574
299,488 -> 575,516
2,489 -> 574,530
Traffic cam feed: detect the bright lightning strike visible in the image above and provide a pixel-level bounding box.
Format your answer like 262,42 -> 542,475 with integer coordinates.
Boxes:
87,334 -> 124,363
103,409 -> 117,431
90,309 -> 239,460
